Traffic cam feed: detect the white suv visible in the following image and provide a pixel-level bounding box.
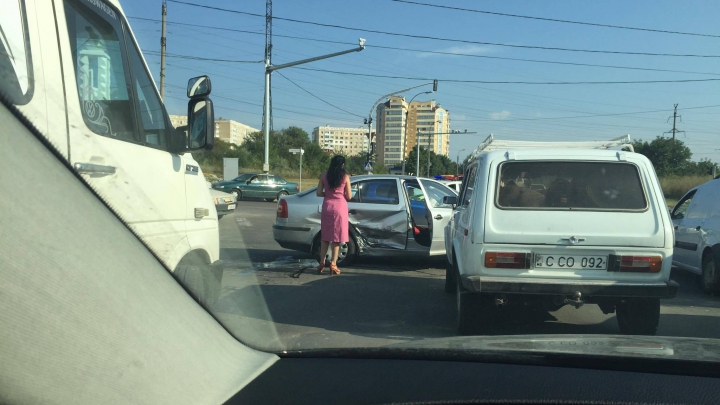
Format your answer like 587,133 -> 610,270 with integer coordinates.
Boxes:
444,136 -> 677,336
671,178 -> 720,293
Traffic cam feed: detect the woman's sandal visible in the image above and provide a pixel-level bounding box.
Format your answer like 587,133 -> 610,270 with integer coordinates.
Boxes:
317,261 -> 326,274
330,263 -> 341,275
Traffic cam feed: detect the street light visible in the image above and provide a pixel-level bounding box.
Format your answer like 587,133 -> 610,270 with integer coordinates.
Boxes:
456,148 -> 466,177
262,39 -> 366,172
401,90 -> 433,175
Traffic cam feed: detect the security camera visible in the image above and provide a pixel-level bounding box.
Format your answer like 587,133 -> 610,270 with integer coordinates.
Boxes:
359,38 -> 366,47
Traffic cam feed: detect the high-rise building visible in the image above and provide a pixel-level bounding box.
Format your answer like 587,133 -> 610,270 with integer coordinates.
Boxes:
312,126 -> 370,156
169,115 -> 259,147
376,96 -> 450,168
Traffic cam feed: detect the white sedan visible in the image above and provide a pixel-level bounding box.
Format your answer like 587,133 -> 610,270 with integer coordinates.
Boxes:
273,175 -> 457,266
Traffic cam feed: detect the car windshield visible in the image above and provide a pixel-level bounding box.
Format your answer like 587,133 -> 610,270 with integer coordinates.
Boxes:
3,0 -> 720,366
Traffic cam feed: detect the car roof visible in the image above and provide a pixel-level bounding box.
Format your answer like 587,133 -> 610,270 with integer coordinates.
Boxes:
350,175 -> 439,181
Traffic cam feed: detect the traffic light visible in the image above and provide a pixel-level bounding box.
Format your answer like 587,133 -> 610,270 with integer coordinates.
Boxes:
433,79 -> 438,92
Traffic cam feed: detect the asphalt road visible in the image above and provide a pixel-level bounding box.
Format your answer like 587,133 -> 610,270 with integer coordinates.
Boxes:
210,198 -> 720,351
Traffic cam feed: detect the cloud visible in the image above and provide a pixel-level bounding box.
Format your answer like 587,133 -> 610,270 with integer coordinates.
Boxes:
416,45 -> 493,58
490,110 -> 511,120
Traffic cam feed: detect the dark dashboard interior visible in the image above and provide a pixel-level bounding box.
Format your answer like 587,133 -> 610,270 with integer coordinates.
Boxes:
228,356 -> 720,405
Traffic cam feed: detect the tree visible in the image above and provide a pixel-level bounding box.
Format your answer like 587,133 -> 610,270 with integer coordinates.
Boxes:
404,147 -> 458,177
632,137 -> 693,177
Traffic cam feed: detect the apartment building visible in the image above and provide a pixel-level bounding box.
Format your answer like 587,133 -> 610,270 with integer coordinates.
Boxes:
312,125 -> 370,156
169,115 -> 259,146
376,96 -> 450,167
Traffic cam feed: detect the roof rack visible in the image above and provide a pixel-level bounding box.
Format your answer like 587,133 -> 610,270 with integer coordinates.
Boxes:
470,134 -> 634,160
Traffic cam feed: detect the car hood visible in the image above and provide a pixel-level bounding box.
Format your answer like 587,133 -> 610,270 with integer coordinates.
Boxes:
388,334 -> 720,363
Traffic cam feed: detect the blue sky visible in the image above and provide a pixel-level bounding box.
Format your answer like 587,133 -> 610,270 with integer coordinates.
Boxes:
121,0 -> 720,164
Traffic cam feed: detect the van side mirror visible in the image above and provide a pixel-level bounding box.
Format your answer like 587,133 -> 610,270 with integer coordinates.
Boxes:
187,75 -> 212,98
443,195 -> 458,205
186,98 -> 214,151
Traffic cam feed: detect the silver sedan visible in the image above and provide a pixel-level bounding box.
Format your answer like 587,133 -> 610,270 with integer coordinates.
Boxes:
273,175 -> 457,266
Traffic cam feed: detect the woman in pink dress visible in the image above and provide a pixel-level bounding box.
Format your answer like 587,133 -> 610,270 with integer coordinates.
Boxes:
316,155 -> 352,275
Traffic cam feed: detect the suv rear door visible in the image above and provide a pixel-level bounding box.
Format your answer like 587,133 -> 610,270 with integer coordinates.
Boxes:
484,158 -> 665,248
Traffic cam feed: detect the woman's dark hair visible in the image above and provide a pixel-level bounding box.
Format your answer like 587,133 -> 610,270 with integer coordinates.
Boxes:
327,155 -> 346,189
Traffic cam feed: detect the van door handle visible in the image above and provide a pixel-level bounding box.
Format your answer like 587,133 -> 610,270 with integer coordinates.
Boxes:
74,162 -> 116,175
349,209 -> 358,214
434,214 -> 443,220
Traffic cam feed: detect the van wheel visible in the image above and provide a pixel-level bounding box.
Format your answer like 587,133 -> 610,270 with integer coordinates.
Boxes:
701,253 -> 719,294
230,189 -> 242,201
445,253 -> 456,294
616,298 -> 660,336
456,271 -> 486,335
313,235 -> 357,267
175,253 -> 222,307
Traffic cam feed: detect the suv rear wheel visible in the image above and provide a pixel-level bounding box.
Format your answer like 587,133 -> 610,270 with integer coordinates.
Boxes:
701,252 -> 719,294
456,268 -> 491,335
444,253 -> 456,293
616,298 -> 660,335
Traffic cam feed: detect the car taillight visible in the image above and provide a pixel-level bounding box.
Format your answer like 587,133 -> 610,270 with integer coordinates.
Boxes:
610,255 -> 662,273
296,185 -> 300,191
485,252 -> 529,269
277,199 -> 288,218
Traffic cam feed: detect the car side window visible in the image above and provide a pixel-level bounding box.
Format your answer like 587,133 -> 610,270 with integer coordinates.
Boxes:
352,180 -> 399,204
64,0 -> 137,142
672,190 -> 696,220
459,166 -> 477,207
0,0 -> 34,105
125,37 -> 167,148
420,180 -> 455,209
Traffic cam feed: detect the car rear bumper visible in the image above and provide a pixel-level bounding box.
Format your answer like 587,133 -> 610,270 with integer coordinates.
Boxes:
273,224 -> 313,252
460,275 -> 678,299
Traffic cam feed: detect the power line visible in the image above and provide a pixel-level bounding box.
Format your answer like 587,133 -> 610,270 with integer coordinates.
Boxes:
295,67 -> 720,85
165,0 -> 720,58
389,0 -> 720,39
145,50 -> 262,63
276,72 -> 365,118
129,17 -> 720,76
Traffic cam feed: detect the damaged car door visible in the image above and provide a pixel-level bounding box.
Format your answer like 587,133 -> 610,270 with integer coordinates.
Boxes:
348,178 -> 409,250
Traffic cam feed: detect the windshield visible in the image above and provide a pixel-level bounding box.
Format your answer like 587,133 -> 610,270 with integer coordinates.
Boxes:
3,0 -> 720,364
497,161 -> 648,210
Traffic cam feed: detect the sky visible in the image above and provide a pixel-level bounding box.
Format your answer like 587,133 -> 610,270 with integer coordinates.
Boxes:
120,0 -> 720,164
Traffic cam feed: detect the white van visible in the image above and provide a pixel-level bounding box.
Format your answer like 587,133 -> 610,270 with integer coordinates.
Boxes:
1,0 -> 221,302
671,178 -> 720,293
444,136 -> 678,335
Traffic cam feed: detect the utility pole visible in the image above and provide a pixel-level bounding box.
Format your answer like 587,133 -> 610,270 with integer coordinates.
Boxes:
455,148 -> 466,177
664,103 -> 685,140
261,0 -> 273,173
415,130 -> 475,177
159,0 -> 166,100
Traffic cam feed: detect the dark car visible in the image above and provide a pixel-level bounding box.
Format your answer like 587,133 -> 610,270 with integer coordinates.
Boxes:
212,173 -> 299,202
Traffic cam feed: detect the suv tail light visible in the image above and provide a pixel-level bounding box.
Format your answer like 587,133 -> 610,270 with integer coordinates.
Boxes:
609,255 -> 662,273
485,252 -> 530,269
277,199 -> 288,218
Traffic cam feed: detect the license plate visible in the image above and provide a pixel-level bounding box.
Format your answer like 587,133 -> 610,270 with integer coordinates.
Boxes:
534,255 -> 607,270
228,204 -> 236,210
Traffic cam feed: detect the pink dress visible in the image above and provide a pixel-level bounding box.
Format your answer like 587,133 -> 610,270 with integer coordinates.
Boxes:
321,172 -> 349,243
